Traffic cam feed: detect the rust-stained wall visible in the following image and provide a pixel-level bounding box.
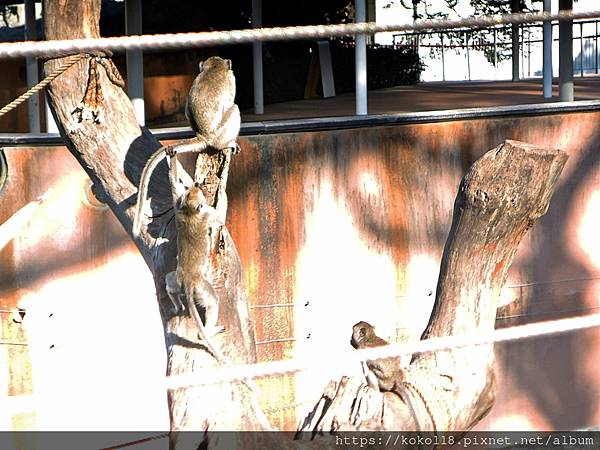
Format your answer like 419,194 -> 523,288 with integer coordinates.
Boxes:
1,110 -> 600,432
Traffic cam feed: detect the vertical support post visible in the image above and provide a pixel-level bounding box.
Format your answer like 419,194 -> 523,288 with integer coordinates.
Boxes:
559,0 -> 574,101
594,20 -> 600,73
520,26 -> 524,78
543,0 -> 553,98
465,33 -> 471,80
511,0 -> 520,81
493,27 -> 497,71
41,0 -> 58,133
527,28 -> 531,78
24,0 -> 40,133
355,0 -> 367,115
125,0 -> 145,125
252,0 -> 264,115
580,22 -> 584,77
440,33 -> 446,82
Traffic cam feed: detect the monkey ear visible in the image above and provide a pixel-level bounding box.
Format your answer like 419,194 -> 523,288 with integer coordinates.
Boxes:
226,59 -> 232,70
198,61 -> 204,73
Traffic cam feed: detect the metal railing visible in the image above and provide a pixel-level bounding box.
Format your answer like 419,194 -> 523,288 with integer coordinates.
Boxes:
393,19 -> 600,81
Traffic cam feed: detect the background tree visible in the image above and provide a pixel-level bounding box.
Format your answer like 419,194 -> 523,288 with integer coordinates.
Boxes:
388,0 -> 544,65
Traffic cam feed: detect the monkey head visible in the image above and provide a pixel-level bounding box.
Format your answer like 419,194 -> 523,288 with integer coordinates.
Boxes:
177,183 -> 208,214
351,321 -> 389,349
199,56 -> 232,74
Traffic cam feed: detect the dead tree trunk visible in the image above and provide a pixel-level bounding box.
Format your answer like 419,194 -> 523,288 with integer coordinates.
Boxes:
297,140 -> 567,436
42,0 -> 270,442
40,0 -> 567,447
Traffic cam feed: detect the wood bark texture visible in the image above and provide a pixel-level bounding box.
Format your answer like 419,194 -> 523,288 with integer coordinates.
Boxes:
296,140 -> 567,437
42,0 -> 270,442
41,0 -> 568,447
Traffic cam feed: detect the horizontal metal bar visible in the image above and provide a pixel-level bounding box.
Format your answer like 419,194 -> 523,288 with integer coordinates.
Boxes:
507,275 -> 600,289
497,305 -> 600,321
250,303 -> 296,309
3,100 -> 600,147
255,337 -> 296,345
393,17 -> 600,38
0,340 -> 27,346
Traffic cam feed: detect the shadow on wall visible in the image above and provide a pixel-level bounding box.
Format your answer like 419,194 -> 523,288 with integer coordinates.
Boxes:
226,113 -> 600,430
504,123 -> 600,429
2,111 -> 600,430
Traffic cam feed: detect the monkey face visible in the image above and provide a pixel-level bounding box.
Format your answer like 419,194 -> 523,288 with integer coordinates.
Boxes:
179,185 -> 208,213
351,321 -> 390,349
351,321 -> 372,348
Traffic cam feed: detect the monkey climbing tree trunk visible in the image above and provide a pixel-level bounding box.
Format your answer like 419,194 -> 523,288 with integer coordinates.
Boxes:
42,0 -> 270,442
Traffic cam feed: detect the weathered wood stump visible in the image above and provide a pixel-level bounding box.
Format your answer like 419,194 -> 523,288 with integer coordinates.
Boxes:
296,140 -> 567,437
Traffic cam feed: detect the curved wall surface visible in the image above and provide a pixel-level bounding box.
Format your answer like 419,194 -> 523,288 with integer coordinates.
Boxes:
1,109 -> 599,432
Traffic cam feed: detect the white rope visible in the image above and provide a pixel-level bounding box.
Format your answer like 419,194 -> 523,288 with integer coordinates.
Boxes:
165,313 -> 600,391
1,10 -> 600,59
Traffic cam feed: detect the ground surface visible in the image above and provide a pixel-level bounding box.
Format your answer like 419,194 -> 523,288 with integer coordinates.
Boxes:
239,77 -> 600,122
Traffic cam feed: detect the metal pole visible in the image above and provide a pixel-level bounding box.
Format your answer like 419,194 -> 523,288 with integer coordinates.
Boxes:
24,0 -> 40,133
527,27 -> 531,78
40,0 -> 58,133
594,20 -> 600,73
440,33 -> 445,82
580,22 -> 584,77
543,0 -> 552,98
125,0 -> 145,125
355,0 -> 367,115
520,26 -> 524,78
465,32 -> 471,80
559,0 -> 574,101
252,0 -> 264,114
511,0 -> 520,81
493,27 -> 497,71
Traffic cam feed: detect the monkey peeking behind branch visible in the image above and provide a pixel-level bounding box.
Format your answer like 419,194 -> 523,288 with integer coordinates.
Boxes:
351,321 -> 407,392
351,321 -> 448,433
132,56 -> 240,237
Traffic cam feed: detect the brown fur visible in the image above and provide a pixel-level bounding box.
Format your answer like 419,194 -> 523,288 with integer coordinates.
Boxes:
351,321 -> 404,392
132,56 -> 240,237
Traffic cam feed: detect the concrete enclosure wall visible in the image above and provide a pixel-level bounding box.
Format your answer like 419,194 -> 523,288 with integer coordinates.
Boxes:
1,110 -> 600,432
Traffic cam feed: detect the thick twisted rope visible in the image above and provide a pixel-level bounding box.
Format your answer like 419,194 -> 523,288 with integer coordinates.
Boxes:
0,54 -> 87,118
165,313 -> 600,390
1,10 -> 599,59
